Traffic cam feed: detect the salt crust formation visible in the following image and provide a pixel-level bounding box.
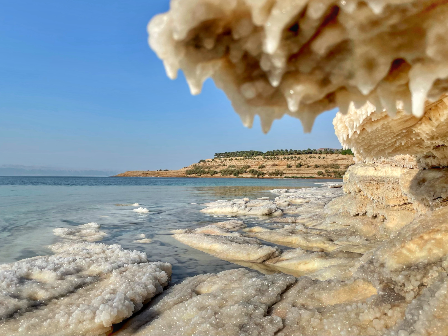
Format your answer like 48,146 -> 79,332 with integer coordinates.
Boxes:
134,234 -> 153,244
118,184 -> 448,336
334,95 -> 448,167
148,0 -> 448,132
115,269 -> 296,336
133,207 -> 149,214
53,222 -> 107,242
120,1 -> 448,333
174,187 -> 374,278
0,242 -> 171,336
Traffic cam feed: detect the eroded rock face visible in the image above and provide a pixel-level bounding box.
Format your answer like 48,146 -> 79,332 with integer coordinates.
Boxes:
0,242 -> 171,336
119,196 -> 448,335
148,0 -> 448,132
334,96 -> 448,167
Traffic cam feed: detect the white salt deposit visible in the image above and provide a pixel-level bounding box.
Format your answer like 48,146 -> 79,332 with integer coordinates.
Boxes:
148,0 -> 448,132
132,203 -> 140,206
53,222 -> 107,242
133,207 -> 149,214
115,269 -> 296,336
172,220 -> 246,236
174,233 -> 280,263
0,242 -> 171,336
202,198 -> 283,217
213,219 -> 246,231
134,234 -> 152,244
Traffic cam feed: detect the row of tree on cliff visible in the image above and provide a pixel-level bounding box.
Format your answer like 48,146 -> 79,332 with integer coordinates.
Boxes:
214,148 -> 353,158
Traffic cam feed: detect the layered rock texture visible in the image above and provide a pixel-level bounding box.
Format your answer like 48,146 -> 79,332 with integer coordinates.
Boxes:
0,243 -> 171,336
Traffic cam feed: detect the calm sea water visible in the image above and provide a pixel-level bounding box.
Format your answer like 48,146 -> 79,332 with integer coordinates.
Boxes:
0,176 -> 340,282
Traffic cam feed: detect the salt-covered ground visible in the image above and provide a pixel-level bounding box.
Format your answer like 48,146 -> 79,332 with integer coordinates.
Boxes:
121,185 -> 448,336
0,242 -> 171,336
174,183 -> 367,280
53,222 -> 107,242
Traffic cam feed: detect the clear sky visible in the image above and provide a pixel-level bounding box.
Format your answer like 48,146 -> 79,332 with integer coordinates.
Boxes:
0,0 -> 342,171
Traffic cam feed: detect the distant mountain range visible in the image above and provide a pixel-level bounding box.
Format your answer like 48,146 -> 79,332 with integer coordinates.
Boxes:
0,165 -> 119,177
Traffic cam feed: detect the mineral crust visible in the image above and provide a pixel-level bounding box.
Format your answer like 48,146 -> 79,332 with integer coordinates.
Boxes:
148,0 -> 448,132
0,242 -> 171,336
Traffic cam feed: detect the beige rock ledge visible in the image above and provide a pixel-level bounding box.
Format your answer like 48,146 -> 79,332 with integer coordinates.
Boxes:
171,219 -> 246,236
0,242 -> 171,336
157,191 -> 448,335
173,233 -> 280,263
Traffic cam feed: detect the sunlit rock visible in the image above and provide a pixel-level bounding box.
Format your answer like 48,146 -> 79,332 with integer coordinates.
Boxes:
133,207 -> 149,214
171,220 -> 245,236
201,198 -> 283,216
115,269 -> 296,336
334,97 -> 448,167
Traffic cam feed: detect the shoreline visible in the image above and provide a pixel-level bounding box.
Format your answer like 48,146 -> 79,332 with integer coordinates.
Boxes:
113,175 -> 344,180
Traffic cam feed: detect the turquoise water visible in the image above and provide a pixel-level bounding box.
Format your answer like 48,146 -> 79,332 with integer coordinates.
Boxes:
0,176 -> 340,282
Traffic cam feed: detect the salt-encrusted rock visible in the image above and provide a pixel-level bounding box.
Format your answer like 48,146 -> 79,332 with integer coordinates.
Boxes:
201,186 -> 343,218
201,198 -> 283,216
356,207 -> 448,300
265,248 -> 360,279
115,268 -> 296,336
213,219 -> 246,231
171,220 -> 246,237
172,225 -> 241,236
53,222 -> 107,242
0,242 -> 171,336
246,226 -> 340,252
389,272 -> 448,336
334,97 -> 448,168
134,234 -> 153,244
173,233 -> 280,263
133,207 -> 149,213
270,277 -> 407,336
148,0 -> 448,132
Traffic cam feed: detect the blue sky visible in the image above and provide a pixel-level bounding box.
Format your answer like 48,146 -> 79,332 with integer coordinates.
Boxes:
0,0 -> 341,171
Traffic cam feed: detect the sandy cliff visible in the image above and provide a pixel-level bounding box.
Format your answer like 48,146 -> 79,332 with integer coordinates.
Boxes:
116,154 -> 354,178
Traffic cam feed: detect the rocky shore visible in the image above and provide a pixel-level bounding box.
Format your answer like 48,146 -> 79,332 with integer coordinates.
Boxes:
2,0 -> 448,335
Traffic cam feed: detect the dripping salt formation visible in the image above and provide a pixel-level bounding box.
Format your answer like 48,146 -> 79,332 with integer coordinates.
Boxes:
148,0 -> 448,132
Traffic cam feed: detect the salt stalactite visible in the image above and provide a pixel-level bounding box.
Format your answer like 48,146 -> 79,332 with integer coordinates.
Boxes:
333,95 -> 448,167
148,0 -> 448,132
